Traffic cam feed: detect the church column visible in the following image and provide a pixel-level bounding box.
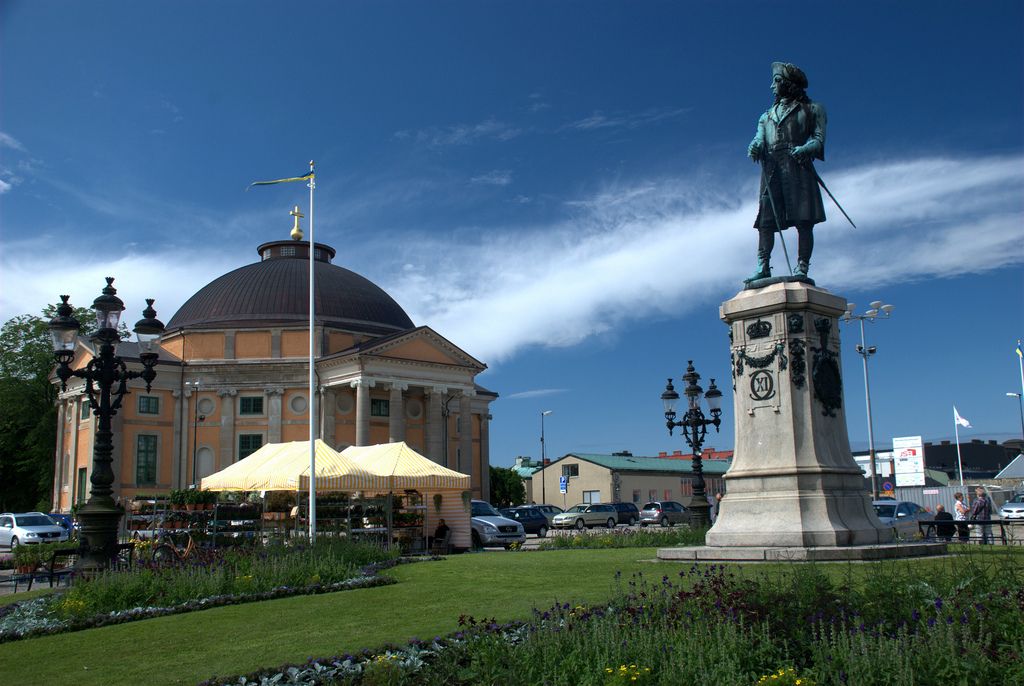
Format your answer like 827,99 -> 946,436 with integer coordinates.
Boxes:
172,389 -> 185,488
266,386 -> 284,444
389,382 -> 407,442
459,391 -> 474,477
111,405 -> 125,499
426,387 -> 445,464
69,397 -> 81,505
353,379 -> 373,446
321,387 -> 336,445
52,400 -> 67,510
218,389 -> 237,468
480,412 -> 491,501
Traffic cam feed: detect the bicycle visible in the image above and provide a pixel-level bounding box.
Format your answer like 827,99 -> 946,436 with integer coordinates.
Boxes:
152,530 -> 197,564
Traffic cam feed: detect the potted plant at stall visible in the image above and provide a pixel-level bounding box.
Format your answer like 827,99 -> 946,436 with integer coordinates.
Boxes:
13,543 -> 41,574
201,489 -> 219,510
169,489 -> 187,511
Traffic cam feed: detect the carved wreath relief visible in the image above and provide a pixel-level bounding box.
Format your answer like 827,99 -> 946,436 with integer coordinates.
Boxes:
810,317 -> 842,417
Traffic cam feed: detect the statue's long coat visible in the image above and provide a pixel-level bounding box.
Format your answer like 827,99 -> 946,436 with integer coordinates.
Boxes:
751,100 -> 827,229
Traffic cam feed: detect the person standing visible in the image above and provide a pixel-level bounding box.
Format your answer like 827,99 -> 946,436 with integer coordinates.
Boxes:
953,492 -> 970,542
746,62 -> 827,281
968,487 -> 993,544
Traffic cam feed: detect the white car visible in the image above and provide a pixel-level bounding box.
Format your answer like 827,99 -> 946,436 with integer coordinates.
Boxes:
0,512 -> 70,548
999,494 -> 1024,520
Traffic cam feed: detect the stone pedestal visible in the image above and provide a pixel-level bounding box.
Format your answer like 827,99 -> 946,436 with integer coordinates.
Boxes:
705,281 -> 892,547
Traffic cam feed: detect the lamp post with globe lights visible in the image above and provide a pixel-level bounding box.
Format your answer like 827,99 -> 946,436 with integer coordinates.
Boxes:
540,410 -> 553,504
660,361 -> 723,528
49,278 -> 165,572
185,380 -> 205,487
842,300 -> 894,500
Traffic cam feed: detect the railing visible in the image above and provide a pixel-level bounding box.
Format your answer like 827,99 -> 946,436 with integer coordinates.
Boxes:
917,519 -> 1024,545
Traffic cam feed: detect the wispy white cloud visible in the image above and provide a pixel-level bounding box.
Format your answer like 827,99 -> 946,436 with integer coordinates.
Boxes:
527,92 -> 550,113
564,107 -> 691,132
0,179 -> 11,194
504,389 -> 570,400
0,132 -> 25,151
375,155 -> 1023,364
397,118 -> 522,147
4,155 -> 1019,374
470,169 -> 513,186
0,240 -> 243,326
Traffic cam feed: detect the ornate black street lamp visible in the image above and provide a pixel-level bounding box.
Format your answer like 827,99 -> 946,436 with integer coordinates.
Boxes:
661,360 -> 723,528
49,277 -> 164,572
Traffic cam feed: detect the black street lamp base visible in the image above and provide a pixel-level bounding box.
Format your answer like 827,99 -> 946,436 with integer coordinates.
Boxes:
76,499 -> 124,573
687,497 -> 712,529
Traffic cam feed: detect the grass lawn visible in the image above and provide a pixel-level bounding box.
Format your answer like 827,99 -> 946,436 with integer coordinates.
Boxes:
1,546 -> 1019,686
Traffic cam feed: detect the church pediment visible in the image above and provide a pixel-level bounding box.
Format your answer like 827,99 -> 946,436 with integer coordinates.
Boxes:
349,326 -> 485,371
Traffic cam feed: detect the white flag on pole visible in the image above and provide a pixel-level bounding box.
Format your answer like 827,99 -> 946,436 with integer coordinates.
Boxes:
953,406 -> 972,428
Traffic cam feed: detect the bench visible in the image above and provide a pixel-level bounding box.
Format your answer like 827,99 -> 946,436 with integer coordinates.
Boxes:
10,548 -> 78,593
918,518 -> 1022,545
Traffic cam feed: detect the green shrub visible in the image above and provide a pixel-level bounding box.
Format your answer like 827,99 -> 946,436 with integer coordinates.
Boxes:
52,538 -> 398,621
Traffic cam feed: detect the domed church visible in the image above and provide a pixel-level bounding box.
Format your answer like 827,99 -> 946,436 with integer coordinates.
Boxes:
50,212 -> 497,511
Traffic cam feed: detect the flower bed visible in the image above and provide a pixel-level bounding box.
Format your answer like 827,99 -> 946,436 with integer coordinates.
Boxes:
0,539 -> 410,643
202,556 -> 1024,685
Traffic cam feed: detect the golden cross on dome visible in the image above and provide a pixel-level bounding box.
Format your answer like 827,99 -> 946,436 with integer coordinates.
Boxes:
290,205 -> 305,241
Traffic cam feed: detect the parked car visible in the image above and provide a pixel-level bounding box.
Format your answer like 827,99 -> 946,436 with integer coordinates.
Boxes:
872,500 -> 930,537
470,500 -> 525,549
998,493 -> 1024,519
551,503 -> 617,530
611,502 -> 640,526
0,512 -> 70,548
533,504 -> 564,524
639,501 -> 688,527
499,507 -> 550,537
47,513 -> 75,535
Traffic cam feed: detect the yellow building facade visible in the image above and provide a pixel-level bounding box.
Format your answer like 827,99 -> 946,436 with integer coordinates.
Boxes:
51,229 -> 496,511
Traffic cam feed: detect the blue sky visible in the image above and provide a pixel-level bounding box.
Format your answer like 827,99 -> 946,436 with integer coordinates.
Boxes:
2,1 -> 1022,466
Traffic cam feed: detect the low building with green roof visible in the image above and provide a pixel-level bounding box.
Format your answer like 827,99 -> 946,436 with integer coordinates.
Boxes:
530,451 -> 731,509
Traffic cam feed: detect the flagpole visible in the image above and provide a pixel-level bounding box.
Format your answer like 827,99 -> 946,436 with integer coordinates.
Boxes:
953,407 -> 964,491
1017,340 -> 1023,399
308,159 -> 317,543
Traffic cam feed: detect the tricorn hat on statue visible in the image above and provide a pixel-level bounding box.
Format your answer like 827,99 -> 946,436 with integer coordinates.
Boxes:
771,62 -> 808,89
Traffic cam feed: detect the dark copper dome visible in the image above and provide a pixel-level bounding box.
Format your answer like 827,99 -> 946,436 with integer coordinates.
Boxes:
166,240 -> 414,335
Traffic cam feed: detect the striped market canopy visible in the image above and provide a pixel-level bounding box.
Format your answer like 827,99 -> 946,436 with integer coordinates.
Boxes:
303,441 -> 470,492
201,439 -> 384,492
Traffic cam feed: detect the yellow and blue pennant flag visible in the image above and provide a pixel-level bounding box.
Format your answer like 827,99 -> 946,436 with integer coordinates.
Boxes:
247,170 -> 314,190
1016,340 -> 1022,359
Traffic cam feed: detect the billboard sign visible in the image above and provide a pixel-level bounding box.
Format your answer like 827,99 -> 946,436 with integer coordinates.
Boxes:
892,436 -> 925,486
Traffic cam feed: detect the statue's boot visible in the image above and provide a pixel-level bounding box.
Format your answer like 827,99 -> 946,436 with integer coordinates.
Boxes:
744,252 -> 771,283
794,259 -> 810,277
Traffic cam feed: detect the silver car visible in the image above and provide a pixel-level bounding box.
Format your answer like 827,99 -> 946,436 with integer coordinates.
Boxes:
470,500 -> 525,549
639,501 -> 689,527
551,503 -> 617,530
998,493 -> 1024,520
872,500 -> 929,537
0,512 -> 70,548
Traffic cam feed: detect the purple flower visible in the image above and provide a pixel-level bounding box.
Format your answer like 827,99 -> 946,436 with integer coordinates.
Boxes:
934,598 -> 943,610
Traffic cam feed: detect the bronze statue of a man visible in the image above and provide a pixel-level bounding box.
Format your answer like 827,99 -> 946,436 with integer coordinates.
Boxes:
746,62 -> 826,281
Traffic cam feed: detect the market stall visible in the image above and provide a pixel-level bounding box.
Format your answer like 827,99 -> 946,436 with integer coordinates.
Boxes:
304,442 -> 473,551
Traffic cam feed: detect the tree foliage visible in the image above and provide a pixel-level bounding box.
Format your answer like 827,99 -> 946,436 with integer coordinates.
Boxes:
488,465 -> 526,508
0,305 -> 98,512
